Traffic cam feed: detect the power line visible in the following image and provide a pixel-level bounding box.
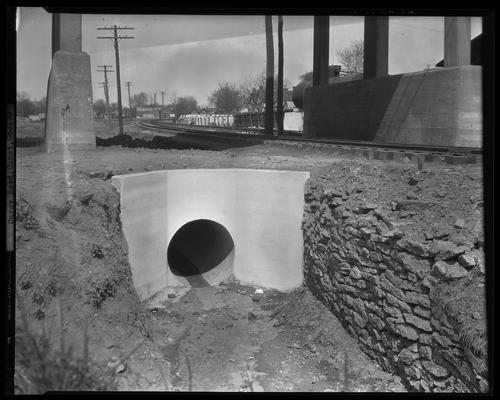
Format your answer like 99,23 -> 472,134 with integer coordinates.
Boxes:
97,25 -> 135,135
389,21 -> 443,33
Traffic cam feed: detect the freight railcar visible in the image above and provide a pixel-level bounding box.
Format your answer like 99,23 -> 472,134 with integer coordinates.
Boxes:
178,110 -> 303,133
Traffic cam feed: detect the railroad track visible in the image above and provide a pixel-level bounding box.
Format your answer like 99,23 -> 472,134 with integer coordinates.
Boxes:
136,120 -> 482,164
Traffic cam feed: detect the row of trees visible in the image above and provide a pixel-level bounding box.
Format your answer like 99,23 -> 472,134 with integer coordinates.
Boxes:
93,92 -> 199,118
192,16 -> 288,133
93,68 -> 291,119
16,92 -> 46,117
175,15 -> 288,123
21,31 -> 362,122
207,73 -> 291,115
166,38 -> 364,120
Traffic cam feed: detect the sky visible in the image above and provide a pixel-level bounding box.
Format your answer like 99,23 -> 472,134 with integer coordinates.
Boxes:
16,8 -> 482,106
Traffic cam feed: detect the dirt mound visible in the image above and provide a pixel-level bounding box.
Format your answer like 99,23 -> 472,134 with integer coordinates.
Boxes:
15,170 -> 154,392
314,161 -> 483,244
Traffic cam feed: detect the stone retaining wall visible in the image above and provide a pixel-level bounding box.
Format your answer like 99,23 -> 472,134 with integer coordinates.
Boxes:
302,179 -> 488,393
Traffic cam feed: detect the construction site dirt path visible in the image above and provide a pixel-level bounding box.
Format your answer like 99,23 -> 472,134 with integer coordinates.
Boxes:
146,283 -> 405,392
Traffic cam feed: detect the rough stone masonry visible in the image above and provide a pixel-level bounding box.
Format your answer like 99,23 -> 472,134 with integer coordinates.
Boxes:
302,177 -> 487,393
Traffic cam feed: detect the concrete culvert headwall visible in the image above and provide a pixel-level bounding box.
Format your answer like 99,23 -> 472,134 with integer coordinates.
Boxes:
111,169 -> 310,299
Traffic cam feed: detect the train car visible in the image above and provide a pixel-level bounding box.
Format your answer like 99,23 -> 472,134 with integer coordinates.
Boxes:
178,113 -> 235,129
233,110 -> 303,133
177,110 -> 303,133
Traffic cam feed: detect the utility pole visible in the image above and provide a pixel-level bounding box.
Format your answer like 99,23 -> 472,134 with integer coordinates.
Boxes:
124,82 -> 133,119
97,65 -> 114,128
277,15 -> 284,136
97,25 -> 134,135
98,81 -> 110,125
160,91 -> 167,120
265,15 -> 274,136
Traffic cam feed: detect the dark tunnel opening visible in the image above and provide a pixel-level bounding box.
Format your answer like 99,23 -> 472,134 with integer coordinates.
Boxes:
167,219 -> 235,278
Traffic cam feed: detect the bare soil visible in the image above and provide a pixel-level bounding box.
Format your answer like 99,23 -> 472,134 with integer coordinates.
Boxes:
145,283 -> 405,392
14,122 -> 485,392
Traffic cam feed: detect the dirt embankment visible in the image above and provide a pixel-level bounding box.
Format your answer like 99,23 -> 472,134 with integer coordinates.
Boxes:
15,157 -> 159,392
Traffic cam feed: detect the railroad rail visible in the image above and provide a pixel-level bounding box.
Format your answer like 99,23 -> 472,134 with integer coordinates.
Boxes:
136,120 -> 482,164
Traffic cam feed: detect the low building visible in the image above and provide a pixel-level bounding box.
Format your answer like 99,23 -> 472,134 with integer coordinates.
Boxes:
136,106 -> 161,119
159,107 -> 174,121
28,114 -> 44,122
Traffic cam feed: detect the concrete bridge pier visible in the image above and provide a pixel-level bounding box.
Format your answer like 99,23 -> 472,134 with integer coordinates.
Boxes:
363,16 -> 389,79
45,13 -> 95,152
444,17 -> 471,67
303,16 -> 330,138
312,16 -> 330,87
301,15 -> 481,148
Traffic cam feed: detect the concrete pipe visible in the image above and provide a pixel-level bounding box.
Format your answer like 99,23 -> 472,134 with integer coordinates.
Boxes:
167,218 -> 235,287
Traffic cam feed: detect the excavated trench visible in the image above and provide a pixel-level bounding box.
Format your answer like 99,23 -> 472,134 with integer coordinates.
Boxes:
109,167 -> 486,393
15,131 -> 486,392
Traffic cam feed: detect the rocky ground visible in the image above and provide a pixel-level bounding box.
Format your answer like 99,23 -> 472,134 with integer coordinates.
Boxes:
14,120 -> 485,392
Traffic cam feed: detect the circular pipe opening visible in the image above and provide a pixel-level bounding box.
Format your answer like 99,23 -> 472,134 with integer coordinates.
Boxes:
167,219 -> 234,277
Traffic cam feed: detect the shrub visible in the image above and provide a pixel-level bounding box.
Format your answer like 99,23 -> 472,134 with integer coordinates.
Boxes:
16,198 -> 40,230
87,276 -> 116,309
15,295 -> 119,393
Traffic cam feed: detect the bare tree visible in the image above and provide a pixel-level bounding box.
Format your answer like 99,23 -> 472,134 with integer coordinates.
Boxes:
208,82 -> 243,113
277,15 -> 284,135
16,92 -> 36,117
239,74 -> 266,113
239,71 -> 290,112
132,92 -> 149,107
337,39 -> 364,74
93,99 -> 107,116
171,96 -> 199,116
265,15 -> 274,135
240,72 -> 291,113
